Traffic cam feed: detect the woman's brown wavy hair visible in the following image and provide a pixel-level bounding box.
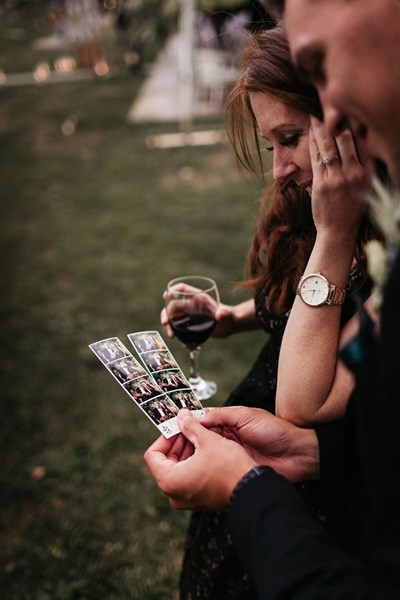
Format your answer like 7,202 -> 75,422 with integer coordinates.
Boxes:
225,24 -> 379,315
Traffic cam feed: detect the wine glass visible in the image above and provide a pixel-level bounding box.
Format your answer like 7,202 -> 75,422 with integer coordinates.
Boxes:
165,276 -> 220,401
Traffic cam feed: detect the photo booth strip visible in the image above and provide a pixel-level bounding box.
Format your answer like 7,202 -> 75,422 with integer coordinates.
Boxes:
89,334 -> 204,438
127,331 -> 204,413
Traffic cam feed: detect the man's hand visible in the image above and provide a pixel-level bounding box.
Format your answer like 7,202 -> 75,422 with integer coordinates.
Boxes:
144,410 -> 256,510
144,407 -> 320,511
201,406 -> 320,483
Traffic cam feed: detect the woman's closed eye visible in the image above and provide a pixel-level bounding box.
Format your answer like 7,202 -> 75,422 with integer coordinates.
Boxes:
265,132 -> 303,152
281,132 -> 302,147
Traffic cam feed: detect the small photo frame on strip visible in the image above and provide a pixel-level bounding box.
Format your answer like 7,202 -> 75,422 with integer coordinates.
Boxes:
89,332 -> 204,438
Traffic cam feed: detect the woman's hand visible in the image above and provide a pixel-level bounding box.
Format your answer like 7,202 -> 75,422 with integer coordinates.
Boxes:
160,297 -> 258,340
309,116 -> 374,242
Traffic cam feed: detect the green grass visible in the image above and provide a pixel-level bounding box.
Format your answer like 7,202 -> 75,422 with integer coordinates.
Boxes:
0,20 -> 268,599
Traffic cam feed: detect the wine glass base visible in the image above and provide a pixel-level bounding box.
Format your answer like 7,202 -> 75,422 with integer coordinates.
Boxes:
189,377 -> 217,401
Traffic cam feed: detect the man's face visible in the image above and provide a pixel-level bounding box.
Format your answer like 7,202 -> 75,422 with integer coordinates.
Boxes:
285,0 -> 400,179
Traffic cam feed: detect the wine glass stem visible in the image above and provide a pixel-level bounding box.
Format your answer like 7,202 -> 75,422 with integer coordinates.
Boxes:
188,347 -> 202,386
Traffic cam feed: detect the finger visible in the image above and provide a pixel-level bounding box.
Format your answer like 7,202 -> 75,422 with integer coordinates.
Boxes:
334,126 -> 374,178
165,432 -> 191,461
335,129 -> 375,192
309,121 -> 325,180
160,307 -> 168,326
177,409 -> 222,448
168,283 -> 202,294
160,307 -> 175,338
179,438 -> 195,461
334,128 -> 360,169
144,437 -> 179,480
200,405 -> 243,429
352,134 -> 377,181
160,318 -> 174,338
311,115 -> 339,161
166,431 -> 195,461
310,116 -> 341,180
215,305 -> 230,321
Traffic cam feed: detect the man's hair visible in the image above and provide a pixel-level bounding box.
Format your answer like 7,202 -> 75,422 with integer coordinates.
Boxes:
259,0 -> 285,18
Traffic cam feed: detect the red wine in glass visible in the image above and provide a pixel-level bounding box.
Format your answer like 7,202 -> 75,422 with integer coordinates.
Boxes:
170,313 -> 216,349
165,276 -> 219,400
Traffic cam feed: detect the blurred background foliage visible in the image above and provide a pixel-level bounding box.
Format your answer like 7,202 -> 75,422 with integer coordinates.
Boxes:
0,1 -> 271,597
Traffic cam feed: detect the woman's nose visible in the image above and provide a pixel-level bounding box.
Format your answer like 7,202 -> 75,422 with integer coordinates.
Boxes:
273,153 -> 296,183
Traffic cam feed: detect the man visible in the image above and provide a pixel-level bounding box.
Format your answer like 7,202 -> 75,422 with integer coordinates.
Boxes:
145,1 -> 400,596
282,0 -> 400,177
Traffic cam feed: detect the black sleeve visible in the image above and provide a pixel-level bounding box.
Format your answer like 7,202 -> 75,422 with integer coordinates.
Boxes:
228,467 -> 367,599
314,417 -> 357,541
315,418 -> 345,484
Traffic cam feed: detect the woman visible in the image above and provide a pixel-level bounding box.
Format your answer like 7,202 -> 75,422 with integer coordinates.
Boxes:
162,24 -> 380,599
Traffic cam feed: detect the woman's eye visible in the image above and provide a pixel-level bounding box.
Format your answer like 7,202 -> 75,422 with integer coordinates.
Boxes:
281,133 -> 301,147
265,132 -> 303,152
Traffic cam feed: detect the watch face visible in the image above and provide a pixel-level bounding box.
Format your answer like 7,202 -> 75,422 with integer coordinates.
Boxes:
299,274 -> 329,306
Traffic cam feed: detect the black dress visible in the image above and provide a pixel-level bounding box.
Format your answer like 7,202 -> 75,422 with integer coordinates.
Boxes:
179,270 -> 370,600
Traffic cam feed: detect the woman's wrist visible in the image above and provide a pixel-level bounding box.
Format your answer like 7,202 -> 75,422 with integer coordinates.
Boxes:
303,230 -> 357,287
231,300 -> 258,333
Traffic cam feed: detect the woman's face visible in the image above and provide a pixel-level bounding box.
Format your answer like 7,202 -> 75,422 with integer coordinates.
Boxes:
250,91 -> 312,190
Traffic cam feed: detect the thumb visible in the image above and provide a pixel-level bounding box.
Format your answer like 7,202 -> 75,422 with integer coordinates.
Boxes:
177,409 -> 213,449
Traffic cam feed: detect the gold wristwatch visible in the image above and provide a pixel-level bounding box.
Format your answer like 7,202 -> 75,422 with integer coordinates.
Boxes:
296,273 -> 346,306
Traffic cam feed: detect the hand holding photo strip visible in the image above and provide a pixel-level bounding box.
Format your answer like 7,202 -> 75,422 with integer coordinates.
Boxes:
89,332 -> 204,438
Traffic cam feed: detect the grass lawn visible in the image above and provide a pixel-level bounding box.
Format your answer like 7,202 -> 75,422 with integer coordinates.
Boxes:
0,18 -> 269,599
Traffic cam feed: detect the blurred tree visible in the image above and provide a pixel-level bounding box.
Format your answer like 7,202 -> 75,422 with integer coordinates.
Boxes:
116,0 -> 178,66
1,0 -> 53,28
117,0 -> 270,68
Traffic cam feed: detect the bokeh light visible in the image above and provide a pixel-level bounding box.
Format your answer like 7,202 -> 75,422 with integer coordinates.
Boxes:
33,62 -> 50,82
94,61 -> 109,77
123,51 -> 140,69
60,114 -> 79,136
54,57 -> 77,73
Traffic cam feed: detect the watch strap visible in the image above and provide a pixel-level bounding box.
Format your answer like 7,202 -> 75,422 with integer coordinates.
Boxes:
327,284 -> 346,306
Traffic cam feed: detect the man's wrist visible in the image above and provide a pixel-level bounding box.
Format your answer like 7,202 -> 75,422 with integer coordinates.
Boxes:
293,427 -> 320,481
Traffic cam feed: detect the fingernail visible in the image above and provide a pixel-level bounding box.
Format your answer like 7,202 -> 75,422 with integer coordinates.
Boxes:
178,409 -> 192,422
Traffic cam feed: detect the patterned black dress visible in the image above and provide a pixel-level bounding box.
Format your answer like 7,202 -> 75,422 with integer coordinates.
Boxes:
179,270 -> 370,600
